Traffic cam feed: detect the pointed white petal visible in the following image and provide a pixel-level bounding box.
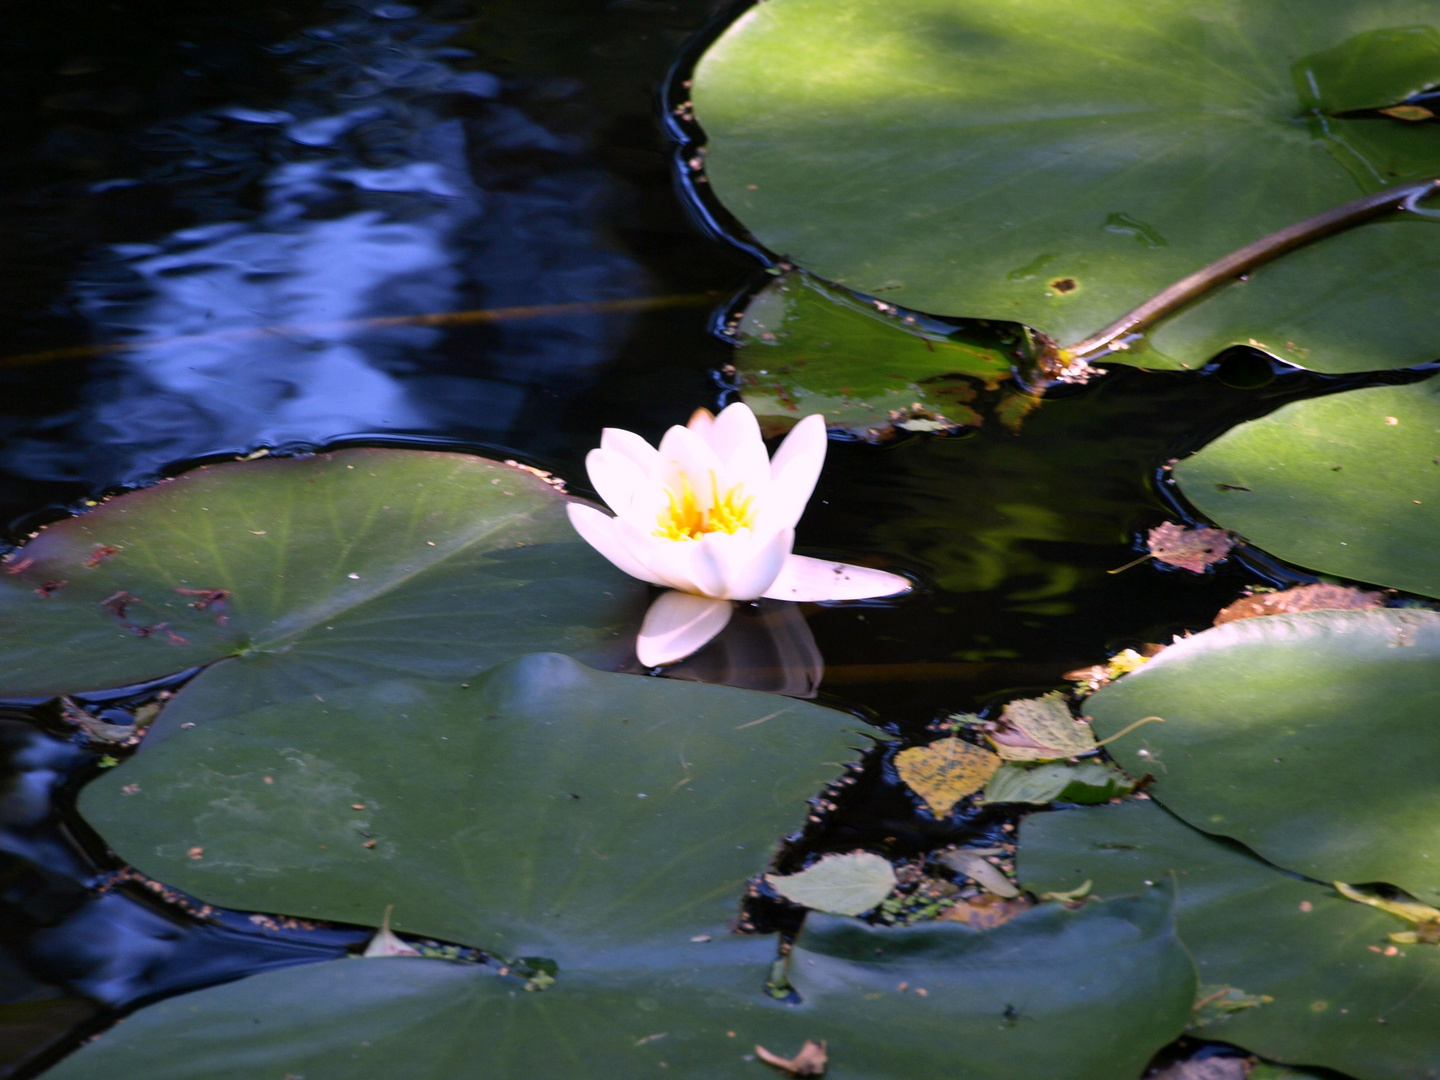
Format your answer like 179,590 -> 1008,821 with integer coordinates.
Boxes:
769,413 -> 827,483
637,591 -> 733,666
658,423 -> 725,508
362,907 -> 420,957
764,414 -> 827,529
697,527 -> 793,600
686,407 -> 716,437
566,503 -> 668,587
600,427 -> 660,474
709,402 -> 771,492
584,447 -> 654,518
761,554 -> 912,602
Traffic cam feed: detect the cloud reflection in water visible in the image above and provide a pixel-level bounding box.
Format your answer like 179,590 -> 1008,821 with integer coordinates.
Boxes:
9,1 -> 646,487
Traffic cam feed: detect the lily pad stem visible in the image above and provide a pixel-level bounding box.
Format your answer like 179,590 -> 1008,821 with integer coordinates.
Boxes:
1063,174 -> 1440,363
1092,715 -> 1164,748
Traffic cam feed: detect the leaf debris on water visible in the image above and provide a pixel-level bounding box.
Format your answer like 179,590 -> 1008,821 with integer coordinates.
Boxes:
983,693 -> 1096,761
1213,583 -> 1384,625
1188,983 -> 1274,1029
895,737 -> 1001,816
766,852 -> 897,916
1335,881 -> 1440,944
938,892 -> 1032,928
755,1039 -> 827,1077
939,848 -> 1020,897
1145,522 -> 1234,573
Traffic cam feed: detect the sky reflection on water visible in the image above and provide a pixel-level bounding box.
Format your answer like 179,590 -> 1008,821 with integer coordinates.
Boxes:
3,0 -> 668,495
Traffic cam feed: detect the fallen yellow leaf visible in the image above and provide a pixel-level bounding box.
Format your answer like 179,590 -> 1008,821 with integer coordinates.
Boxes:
896,738 -> 1001,817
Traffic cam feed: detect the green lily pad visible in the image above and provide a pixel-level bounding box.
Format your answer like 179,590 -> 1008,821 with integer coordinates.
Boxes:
693,0 -> 1440,373
1176,376 -> 1440,599
734,272 -> 1023,439
1019,800 -> 1440,1079
0,449 -> 645,704
1085,609 -> 1440,903
45,888 -> 1191,1080
787,891 -> 1193,1080
79,653 -> 865,958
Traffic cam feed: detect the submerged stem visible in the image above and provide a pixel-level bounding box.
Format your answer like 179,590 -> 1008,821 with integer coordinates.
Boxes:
1064,174 -> 1440,363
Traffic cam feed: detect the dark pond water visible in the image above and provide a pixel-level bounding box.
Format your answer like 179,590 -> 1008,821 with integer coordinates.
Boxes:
0,0 -> 1420,1075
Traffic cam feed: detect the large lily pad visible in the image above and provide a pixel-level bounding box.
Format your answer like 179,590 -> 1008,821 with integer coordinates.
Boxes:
734,272 -> 1021,439
0,449 -> 644,703
79,653 -> 865,959
1084,609 -> 1440,902
694,0 -> 1440,372
45,888 -> 1190,1080
1020,801 -> 1440,1080
1176,376 -> 1440,598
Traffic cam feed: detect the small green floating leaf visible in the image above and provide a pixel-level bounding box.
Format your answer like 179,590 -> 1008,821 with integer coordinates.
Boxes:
695,0 -> 1440,374
984,761 -> 1133,806
1177,376 -> 1440,599
1019,800 -> 1440,1080
766,852 -> 898,916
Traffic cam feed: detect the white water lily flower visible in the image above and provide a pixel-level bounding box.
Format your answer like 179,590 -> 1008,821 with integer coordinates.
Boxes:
567,402 -> 910,667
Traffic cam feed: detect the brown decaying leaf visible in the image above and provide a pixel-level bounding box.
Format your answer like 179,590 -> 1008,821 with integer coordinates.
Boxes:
984,692 -> 1096,761
755,1039 -> 827,1077
894,738 -> 1001,817
1213,583 -> 1384,626
1146,522 -> 1234,572
1379,104 -> 1435,121
938,892 -> 1032,929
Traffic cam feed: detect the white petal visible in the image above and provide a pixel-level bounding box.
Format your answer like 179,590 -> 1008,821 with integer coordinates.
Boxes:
658,423 -> 725,509
584,447 -> 655,518
697,527 -> 793,600
362,907 -> 419,957
644,533 -> 727,598
637,591 -> 733,666
764,414 -> 827,529
600,427 -> 660,474
761,554 -> 912,602
612,518 -> 700,592
566,503 -> 668,587
686,407 -> 716,438
768,412 -> 827,483
709,402 -> 771,493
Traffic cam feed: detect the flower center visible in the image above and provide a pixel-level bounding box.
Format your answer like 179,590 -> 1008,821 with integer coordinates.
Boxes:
654,472 -> 756,541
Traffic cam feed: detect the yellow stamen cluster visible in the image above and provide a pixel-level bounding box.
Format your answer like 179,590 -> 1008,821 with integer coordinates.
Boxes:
654,472 -> 756,541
